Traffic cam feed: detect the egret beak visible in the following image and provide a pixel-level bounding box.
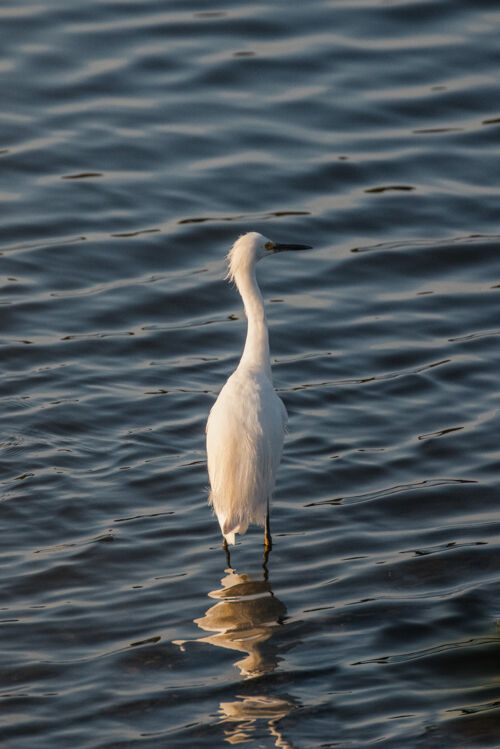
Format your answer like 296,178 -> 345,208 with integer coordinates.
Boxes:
270,242 -> 312,253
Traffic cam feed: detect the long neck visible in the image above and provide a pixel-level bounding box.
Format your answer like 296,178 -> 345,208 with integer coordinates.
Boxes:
235,264 -> 272,380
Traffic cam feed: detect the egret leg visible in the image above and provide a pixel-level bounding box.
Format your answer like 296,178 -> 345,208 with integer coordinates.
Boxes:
262,546 -> 271,578
222,537 -> 231,568
265,510 -> 272,551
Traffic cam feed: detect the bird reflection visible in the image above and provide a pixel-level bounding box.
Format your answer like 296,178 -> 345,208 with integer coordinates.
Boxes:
194,561 -> 286,677
174,561 -> 297,746
219,694 -> 297,747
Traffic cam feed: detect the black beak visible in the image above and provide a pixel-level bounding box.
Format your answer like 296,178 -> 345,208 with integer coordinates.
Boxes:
272,243 -> 312,252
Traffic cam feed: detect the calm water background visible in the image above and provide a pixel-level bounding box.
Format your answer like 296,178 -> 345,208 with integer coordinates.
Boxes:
2,1 -> 500,747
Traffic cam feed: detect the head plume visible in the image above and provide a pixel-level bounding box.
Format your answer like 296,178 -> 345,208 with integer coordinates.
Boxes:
226,232 -> 270,283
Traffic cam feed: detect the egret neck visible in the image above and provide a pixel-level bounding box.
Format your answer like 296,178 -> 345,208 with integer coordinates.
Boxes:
234,263 -> 272,381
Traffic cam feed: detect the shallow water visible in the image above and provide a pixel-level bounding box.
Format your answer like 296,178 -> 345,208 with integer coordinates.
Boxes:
2,1 -> 500,747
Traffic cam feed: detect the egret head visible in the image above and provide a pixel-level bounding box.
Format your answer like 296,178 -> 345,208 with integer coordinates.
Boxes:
227,232 -> 312,283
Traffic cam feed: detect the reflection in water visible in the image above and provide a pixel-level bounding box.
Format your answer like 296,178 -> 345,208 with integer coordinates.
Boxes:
219,695 -> 297,747
175,563 -> 298,746
195,566 -> 286,677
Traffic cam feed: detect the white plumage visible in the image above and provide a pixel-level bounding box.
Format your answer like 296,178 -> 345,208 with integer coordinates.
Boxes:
206,232 -> 311,548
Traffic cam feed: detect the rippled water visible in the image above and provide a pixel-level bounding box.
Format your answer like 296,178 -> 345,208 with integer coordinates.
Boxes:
2,1 -> 500,746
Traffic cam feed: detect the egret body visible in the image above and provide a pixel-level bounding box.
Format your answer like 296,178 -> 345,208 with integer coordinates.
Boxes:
206,232 -> 311,549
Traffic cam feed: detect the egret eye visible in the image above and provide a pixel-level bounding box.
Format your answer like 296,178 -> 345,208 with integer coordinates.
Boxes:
265,241 -> 275,251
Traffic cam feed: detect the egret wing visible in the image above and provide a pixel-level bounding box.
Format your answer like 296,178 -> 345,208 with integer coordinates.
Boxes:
206,369 -> 285,539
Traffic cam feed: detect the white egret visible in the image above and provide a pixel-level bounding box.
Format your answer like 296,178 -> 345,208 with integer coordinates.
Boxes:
206,232 -> 312,551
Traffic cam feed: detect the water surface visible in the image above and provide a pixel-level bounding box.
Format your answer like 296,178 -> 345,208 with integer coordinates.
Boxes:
2,1 -> 500,747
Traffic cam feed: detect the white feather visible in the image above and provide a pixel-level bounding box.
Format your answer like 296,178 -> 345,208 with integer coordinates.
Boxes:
206,231 -> 308,546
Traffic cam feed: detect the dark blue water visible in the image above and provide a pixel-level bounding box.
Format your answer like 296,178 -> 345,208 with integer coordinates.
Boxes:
2,1 -> 500,746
